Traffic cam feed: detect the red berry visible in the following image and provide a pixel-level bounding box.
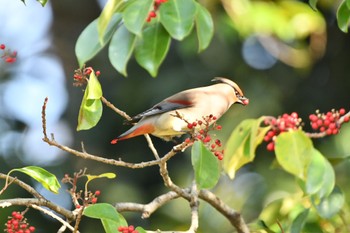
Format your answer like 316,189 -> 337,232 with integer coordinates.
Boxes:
215,139 -> 221,146
323,119 -> 330,126
128,225 -> 135,231
198,120 -> 203,125
316,119 -> 323,127
185,138 -> 191,143
291,112 -> 298,118
211,144 -> 216,149
95,190 -> 101,196
311,122 -> 318,130
309,114 -> 318,122
95,70 -> 101,76
0,44 -> 5,49
15,213 -> 23,220
344,116 -> 349,122
264,135 -> 270,142
28,226 -> 35,232
5,57 -> 16,63
24,230 -> 31,233
332,128 -> 339,135
187,123 -> 193,129
148,11 -> 156,18
192,122 -> 197,127
218,154 -> 224,160
212,116 -> 217,120
216,125 -> 222,130
339,108 -> 346,115
266,142 -> 275,151
91,197 -> 98,204
203,135 -> 211,143
326,128 -> 333,135
329,122 -> 337,129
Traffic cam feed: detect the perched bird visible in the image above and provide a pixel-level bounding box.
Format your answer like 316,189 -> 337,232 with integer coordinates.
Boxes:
111,77 -> 248,144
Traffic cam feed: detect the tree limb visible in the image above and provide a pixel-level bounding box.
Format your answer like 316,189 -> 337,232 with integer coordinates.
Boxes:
199,190 -> 250,233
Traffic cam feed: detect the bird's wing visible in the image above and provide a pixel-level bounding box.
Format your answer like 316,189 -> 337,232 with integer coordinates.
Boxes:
128,93 -> 194,123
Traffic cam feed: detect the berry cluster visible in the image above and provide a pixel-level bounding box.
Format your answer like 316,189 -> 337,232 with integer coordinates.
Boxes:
5,212 -> 35,233
1,44 -> 17,63
62,172 -> 101,209
73,66 -> 100,87
184,115 -> 225,160
309,108 -> 349,135
263,112 -> 301,151
117,225 -> 138,233
146,0 -> 168,22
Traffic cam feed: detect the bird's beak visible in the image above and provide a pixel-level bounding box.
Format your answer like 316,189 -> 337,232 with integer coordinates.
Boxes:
238,96 -> 249,105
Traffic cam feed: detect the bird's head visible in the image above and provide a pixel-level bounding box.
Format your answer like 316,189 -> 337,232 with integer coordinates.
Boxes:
212,77 -> 249,105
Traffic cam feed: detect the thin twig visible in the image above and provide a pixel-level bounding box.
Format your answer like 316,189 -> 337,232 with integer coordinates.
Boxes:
144,134 -> 160,160
30,204 -> 77,232
101,96 -> 132,121
0,173 -> 45,199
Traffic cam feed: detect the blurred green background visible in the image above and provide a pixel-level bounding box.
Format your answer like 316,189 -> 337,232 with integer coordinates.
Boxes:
1,0 -> 350,232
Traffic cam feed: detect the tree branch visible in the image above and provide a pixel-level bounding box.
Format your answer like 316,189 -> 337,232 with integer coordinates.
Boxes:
199,190 -> 250,233
115,190 -> 182,218
0,198 -> 74,221
0,173 -> 44,199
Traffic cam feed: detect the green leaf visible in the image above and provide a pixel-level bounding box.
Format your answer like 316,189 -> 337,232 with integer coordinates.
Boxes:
135,23 -> 171,77
109,25 -> 137,76
290,209 -> 310,233
305,149 -> 335,198
98,0 -> 124,43
223,117 -> 270,179
305,149 -> 326,195
77,72 -> 103,131
337,0 -> 350,33
10,166 -> 61,194
159,0 -> 197,40
37,0 -> 47,7
86,172 -> 116,181
75,14 -> 122,67
309,0 -> 318,11
84,203 -> 128,233
347,0 -> 350,9
274,130 -> 314,180
195,3 -> 214,52
123,0 -> 154,36
312,186 -> 344,219
191,141 -> 220,189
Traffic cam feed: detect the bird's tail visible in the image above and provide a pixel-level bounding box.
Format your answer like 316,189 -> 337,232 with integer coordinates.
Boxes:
111,123 -> 155,144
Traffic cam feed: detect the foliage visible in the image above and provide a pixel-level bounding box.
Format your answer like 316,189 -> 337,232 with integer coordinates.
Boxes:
75,0 -> 214,77
2,0 -> 350,233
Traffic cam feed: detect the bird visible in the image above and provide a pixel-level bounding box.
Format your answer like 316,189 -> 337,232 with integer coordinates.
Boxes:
111,77 -> 249,144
